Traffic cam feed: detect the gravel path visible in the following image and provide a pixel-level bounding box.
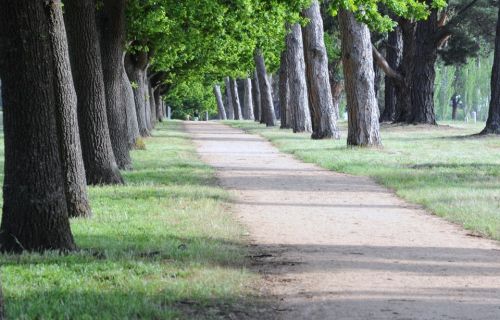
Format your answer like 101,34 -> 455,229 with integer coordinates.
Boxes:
185,121 -> 500,320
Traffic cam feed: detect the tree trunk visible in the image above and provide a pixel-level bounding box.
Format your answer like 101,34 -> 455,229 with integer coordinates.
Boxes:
122,54 -> 140,148
302,0 -> 340,139
451,95 -> 459,120
339,10 -> 381,146
124,52 -> 149,137
98,0 -> 132,169
279,48 -> 290,129
65,0 -> 124,185
380,26 -> 403,122
271,74 -> 281,120
243,79 -> 255,120
287,23 -> 312,133
237,79 -> 246,115
148,84 -> 157,128
0,0 -> 75,252
154,88 -> 163,122
252,71 -> 262,122
230,78 -> 243,120
482,4 -> 500,134
394,19 -> 416,123
214,85 -> 227,120
254,50 -> 277,126
49,0 -> 92,218
224,77 -> 235,120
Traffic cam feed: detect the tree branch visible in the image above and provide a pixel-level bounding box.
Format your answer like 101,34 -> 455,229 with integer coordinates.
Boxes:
372,45 -> 403,83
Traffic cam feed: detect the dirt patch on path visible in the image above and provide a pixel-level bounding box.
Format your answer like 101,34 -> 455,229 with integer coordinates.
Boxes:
185,121 -> 500,320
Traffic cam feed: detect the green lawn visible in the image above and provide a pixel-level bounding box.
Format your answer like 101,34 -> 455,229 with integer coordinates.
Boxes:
0,121 -> 258,319
226,120 -> 500,240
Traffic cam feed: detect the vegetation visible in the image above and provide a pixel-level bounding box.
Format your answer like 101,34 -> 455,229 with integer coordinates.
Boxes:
227,120 -> 500,240
0,122 -> 258,319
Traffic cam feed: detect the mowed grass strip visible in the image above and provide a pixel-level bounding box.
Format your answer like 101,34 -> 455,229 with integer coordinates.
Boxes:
226,120 -> 500,240
0,121 -> 257,319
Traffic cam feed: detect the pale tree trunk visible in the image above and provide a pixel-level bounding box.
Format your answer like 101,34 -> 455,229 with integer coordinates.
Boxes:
380,26 -> 402,122
230,78 -> 243,120
483,4 -> 500,134
243,79 -> 255,120
122,54 -> 140,148
287,23 -> 312,133
271,74 -> 281,119
302,0 -> 340,139
124,51 -> 149,137
339,10 -> 381,146
252,71 -> 262,122
224,77 -> 235,120
254,50 -> 277,126
279,48 -> 290,129
214,85 -> 227,120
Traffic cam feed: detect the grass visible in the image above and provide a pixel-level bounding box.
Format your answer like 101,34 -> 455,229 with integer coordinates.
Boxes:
226,120 -> 500,240
0,121 -> 259,319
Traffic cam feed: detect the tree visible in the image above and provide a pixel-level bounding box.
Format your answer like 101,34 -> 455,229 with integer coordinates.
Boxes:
243,79 -> 255,120
482,3 -> 500,134
252,71 -> 262,122
230,78 -> 243,120
122,54 -> 141,147
339,9 -> 381,146
125,51 -> 150,137
303,0 -> 340,139
98,0 -> 132,170
380,26 -> 402,122
224,77 -> 235,120
279,47 -> 290,129
214,85 -> 227,119
0,0 -> 75,252
64,0 -> 124,185
287,23 -> 312,133
254,50 -> 277,126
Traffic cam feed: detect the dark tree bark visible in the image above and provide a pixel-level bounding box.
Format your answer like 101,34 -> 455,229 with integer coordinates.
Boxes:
65,0 -> 124,185
153,88 -> 163,122
287,23 -> 312,133
339,10 -> 381,146
224,77 -> 235,120
252,71 -> 262,122
482,4 -> 500,134
214,85 -> 227,120
380,26 -> 403,122
279,48 -> 290,129
122,54 -> 141,147
254,50 -> 277,126
237,78 -> 246,115
98,0 -> 132,169
302,0 -> 340,139
0,0 -> 75,252
124,51 -> 149,137
243,79 -> 255,120
49,0 -> 92,218
148,83 -> 157,128
230,78 -> 243,120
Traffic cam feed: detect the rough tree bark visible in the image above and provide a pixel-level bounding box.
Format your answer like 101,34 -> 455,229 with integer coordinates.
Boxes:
122,54 -> 141,148
339,10 -> 381,146
124,51 -> 149,137
252,71 -> 262,122
153,89 -> 163,122
148,84 -> 157,128
65,0 -> 124,185
243,78 -> 255,120
279,48 -> 290,129
237,78 -> 246,115
98,0 -> 132,169
482,4 -> 500,134
254,50 -> 277,126
49,0 -> 92,218
230,78 -> 243,120
380,26 -> 402,122
302,0 -> 340,139
224,77 -> 235,120
287,23 -> 312,133
214,85 -> 227,120
0,0 -> 76,252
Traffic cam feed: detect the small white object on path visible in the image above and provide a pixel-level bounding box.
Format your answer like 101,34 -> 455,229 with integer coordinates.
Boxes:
185,121 -> 500,320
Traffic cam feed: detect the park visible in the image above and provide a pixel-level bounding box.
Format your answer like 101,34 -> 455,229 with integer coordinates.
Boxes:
0,0 -> 499,319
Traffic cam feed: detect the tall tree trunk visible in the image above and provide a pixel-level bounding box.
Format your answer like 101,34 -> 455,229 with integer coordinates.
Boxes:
224,77 -> 235,120
279,48 -> 290,129
122,54 -> 140,148
287,23 -> 312,133
252,71 -> 262,122
254,50 -> 277,126
124,52 -> 148,137
154,88 -> 163,122
98,0 -> 132,169
0,0 -> 75,252
380,26 -> 403,122
237,79 -> 246,115
214,85 -> 227,120
482,4 -> 500,134
339,10 -> 381,146
394,19 -> 416,123
49,0 -> 92,218
271,74 -> 281,120
65,0 -> 123,185
230,78 -> 243,120
243,78 -> 255,120
302,0 -> 340,139
148,84 -> 157,128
